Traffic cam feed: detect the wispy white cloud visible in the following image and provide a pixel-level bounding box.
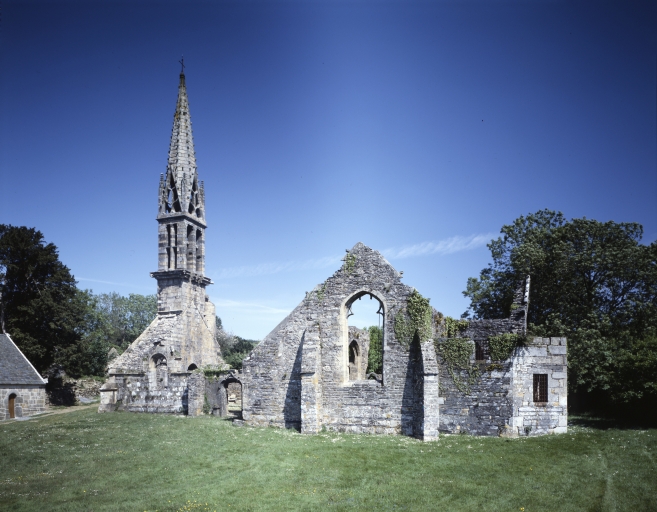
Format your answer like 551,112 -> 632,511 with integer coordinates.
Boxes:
210,297 -> 291,316
382,233 -> 494,260
76,277 -> 148,289
213,255 -> 342,280
212,233 -> 493,280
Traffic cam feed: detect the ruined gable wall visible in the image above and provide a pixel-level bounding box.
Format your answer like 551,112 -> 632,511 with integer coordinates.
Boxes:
242,243 -> 439,438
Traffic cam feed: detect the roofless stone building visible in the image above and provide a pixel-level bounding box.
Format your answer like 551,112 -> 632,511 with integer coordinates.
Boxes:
99,70 -> 223,414
240,244 -> 568,438
98,69 -> 567,438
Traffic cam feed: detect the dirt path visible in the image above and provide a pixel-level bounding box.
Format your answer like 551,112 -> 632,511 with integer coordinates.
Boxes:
43,403 -> 98,416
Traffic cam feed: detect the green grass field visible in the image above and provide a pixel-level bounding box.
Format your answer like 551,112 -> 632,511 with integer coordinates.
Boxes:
1,407 -> 655,511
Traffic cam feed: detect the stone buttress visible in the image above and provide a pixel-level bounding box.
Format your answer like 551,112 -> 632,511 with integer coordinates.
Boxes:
99,71 -> 223,414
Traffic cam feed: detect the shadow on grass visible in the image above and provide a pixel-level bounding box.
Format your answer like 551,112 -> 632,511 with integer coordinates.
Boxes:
569,413 -> 657,430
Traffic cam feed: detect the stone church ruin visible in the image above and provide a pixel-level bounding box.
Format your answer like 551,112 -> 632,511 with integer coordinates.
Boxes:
241,243 -> 568,438
99,70 -> 567,438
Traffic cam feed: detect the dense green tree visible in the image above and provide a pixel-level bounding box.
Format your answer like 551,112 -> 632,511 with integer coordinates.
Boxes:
0,225 -> 86,374
214,317 -> 259,370
92,292 -> 157,351
463,210 -> 657,408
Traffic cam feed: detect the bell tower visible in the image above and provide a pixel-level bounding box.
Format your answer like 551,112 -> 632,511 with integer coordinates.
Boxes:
155,70 -> 208,281
151,69 -> 213,314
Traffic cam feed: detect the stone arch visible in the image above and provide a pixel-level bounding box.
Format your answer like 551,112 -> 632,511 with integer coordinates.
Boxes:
8,393 -> 17,419
187,363 -> 198,371
341,289 -> 386,384
149,353 -> 168,389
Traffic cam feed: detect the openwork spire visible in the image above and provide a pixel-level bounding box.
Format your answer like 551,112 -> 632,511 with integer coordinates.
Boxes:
159,71 -> 204,219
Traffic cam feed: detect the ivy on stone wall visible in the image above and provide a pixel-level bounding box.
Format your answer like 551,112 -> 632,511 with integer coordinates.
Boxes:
488,333 -> 526,361
316,282 -> 327,303
344,252 -> 357,274
434,337 -> 480,394
394,290 -> 432,348
443,316 -> 468,338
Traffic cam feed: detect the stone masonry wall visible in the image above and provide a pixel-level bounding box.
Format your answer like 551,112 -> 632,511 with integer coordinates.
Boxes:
242,243 -> 440,440
1,385 -> 47,420
509,337 -> 568,436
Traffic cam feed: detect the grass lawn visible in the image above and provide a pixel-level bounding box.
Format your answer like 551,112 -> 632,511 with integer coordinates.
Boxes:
0,408 -> 655,511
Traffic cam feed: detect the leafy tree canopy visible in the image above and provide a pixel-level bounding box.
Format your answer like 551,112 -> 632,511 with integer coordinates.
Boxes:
463,210 -> 657,406
0,225 -> 85,374
215,317 -> 259,370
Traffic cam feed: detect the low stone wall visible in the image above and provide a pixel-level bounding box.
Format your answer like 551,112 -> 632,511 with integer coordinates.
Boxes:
99,373 -> 190,414
1,385 -> 47,420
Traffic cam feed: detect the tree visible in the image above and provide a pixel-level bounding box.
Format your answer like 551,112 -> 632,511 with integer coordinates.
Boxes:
463,210 -> 657,409
367,325 -> 383,374
214,316 -> 259,370
92,292 -> 157,351
0,225 -> 86,374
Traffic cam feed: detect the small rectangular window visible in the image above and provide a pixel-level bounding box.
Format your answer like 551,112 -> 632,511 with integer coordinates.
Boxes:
475,341 -> 486,361
533,374 -> 548,403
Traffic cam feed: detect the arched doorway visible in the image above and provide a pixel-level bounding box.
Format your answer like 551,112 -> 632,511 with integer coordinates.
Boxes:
8,393 -> 16,419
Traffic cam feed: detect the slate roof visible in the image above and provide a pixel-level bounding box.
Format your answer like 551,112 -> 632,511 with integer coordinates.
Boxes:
0,333 -> 47,385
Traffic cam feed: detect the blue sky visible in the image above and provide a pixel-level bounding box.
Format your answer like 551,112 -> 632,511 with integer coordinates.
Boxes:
1,0 -> 656,339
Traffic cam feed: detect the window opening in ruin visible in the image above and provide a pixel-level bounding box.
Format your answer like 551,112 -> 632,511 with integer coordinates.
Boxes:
533,374 -> 548,403
195,229 -> 202,272
346,292 -> 384,382
167,175 -> 181,212
188,179 -> 198,214
187,364 -> 198,371
166,225 -> 173,269
150,354 -> 168,389
475,341 -> 486,361
186,225 -> 195,271
8,393 -> 16,419
223,379 -> 243,420
348,340 -> 360,381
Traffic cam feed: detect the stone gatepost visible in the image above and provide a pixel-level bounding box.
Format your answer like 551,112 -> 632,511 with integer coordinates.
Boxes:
300,327 -> 322,434
420,340 -> 440,441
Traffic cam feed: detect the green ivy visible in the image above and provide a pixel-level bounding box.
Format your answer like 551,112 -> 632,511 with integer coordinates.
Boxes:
488,333 -> 526,361
344,252 -> 357,274
202,393 -> 211,414
444,316 -> 468,338
434,337 -> 480,395
394,290 -> 432,348
316,282 -> 327,303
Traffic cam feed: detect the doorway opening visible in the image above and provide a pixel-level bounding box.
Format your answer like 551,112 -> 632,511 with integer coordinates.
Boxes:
8,393 -> 16,419
223,378 -> 243,419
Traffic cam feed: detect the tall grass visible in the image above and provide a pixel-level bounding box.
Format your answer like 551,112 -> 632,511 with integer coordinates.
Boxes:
0,408 -> 655,511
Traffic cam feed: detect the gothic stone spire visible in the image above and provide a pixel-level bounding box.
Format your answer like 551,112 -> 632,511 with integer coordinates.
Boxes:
156,70 -> 207,276
159,72 -> 204,220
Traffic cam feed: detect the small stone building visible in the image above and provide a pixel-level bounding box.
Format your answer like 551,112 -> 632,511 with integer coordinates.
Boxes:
241,243 -> 567,438
99,70 -> 224,414
0,333 -> 47,420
